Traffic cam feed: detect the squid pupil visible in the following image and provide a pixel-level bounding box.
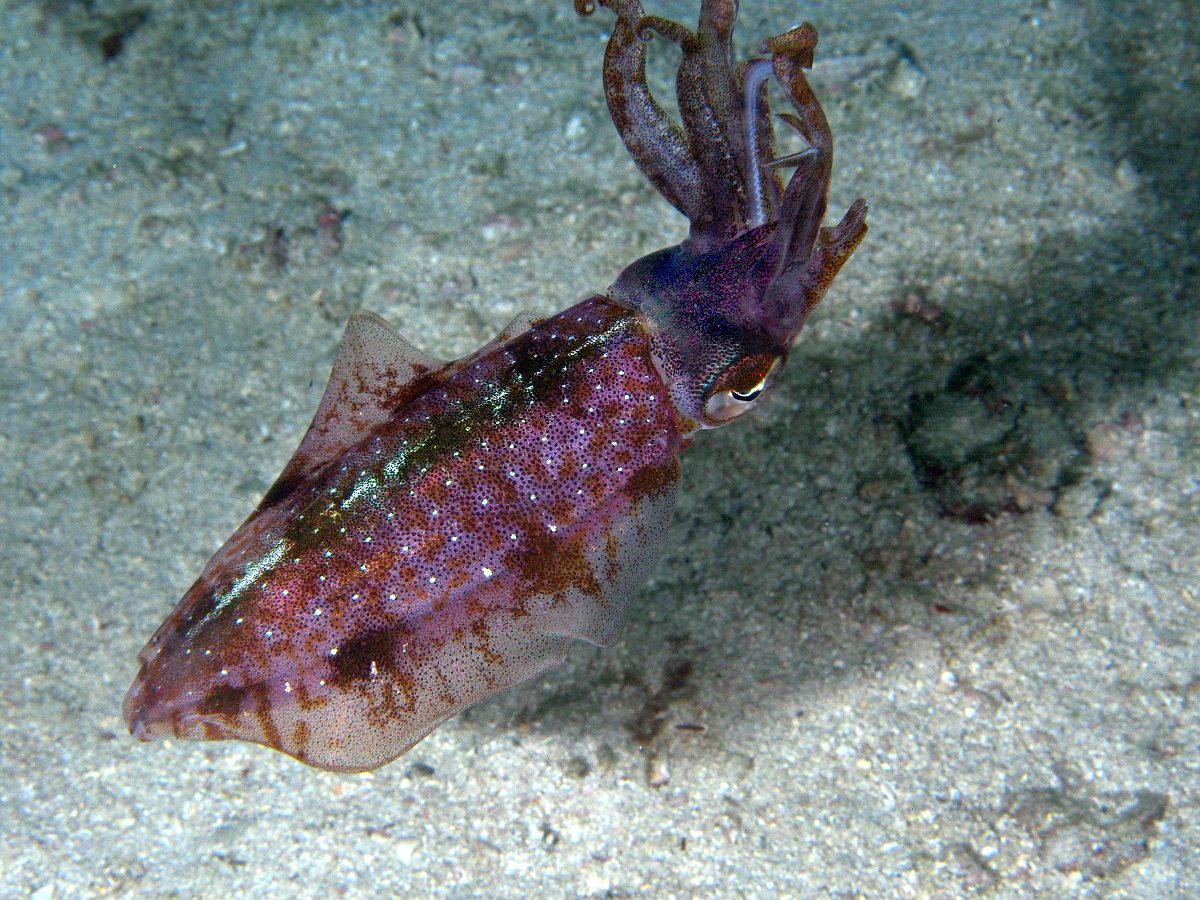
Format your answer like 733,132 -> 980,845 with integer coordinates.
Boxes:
731,386 -> 763,402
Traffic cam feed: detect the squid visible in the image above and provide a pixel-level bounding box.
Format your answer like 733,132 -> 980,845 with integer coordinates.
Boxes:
123,0 -> 867,772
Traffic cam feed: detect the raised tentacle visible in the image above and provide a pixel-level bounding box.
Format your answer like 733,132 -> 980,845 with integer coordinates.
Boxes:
695,0 -> 752,207
691,0 -> 751,241
582,0 -> 787,247
580,0 -> 710,228
740,58 -> 776,227
772,114 -> 830,271
665,0 -> 773,244
764,26 -> 830,175
639,13 -> 741,245
762,26 -> 833,267
755,25 -> 868,338
764,196 -> 868,340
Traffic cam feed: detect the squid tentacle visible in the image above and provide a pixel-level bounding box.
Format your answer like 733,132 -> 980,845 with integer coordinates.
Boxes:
693,0 -> 751,233
762,27 -> 833,266
756,25 -> 867,337
740,57 -> 776,228
583,0 -> 710,228
691,0 -> 750,242
639,14 -> 743,245
584,0 -> 773,247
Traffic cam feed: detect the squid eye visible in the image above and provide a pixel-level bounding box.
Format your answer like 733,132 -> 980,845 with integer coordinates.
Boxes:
703,355 -> 781,422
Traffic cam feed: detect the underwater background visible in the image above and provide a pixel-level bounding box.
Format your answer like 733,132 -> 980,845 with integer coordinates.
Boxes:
1,0 -> 1197,897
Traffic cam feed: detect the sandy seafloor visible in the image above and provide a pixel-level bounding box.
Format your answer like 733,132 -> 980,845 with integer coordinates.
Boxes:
2,0 -> 1198,896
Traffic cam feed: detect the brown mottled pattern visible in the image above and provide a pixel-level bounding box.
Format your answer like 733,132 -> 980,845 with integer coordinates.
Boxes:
124,296 -> 681,771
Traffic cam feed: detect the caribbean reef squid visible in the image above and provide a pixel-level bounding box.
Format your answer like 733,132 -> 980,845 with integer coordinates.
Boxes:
124,0 -> 867,772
